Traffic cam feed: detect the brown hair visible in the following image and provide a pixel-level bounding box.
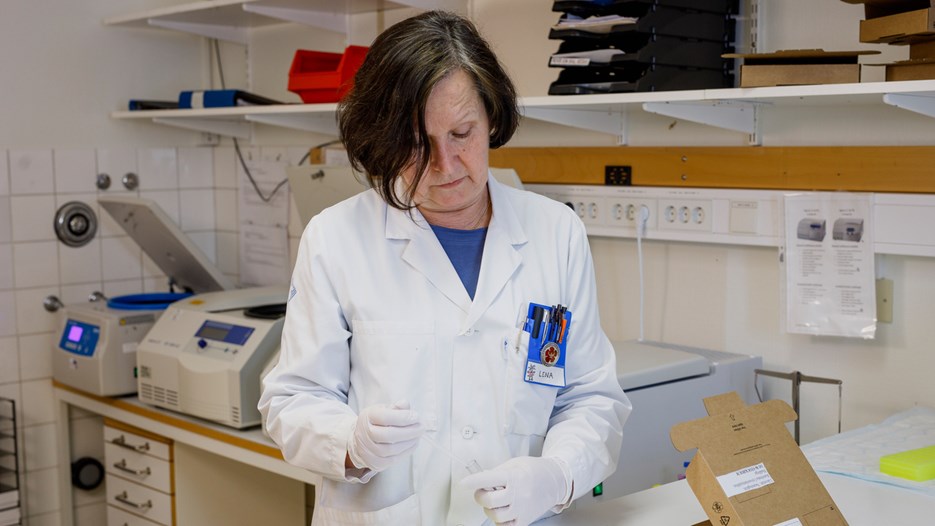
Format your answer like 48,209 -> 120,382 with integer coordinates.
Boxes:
337,10 -> 520,210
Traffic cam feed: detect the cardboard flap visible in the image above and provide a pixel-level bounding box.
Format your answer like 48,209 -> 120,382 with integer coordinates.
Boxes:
703,391 -> 745,416
759,398 -> 800,424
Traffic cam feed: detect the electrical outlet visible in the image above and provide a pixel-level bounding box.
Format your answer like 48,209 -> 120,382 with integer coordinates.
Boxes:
657,199 -> 712,232
608,198 -> 656,230
572,198 -> 605,226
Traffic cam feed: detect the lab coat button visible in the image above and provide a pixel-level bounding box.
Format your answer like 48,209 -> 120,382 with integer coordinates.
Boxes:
464,328 -> 475,336
461,426 -> 475,439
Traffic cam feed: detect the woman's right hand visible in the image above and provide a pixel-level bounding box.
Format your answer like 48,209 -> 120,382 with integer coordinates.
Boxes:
347,400 -> 425,473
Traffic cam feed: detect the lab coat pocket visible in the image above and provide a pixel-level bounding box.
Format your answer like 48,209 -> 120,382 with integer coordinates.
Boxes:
350,320 -> 438,431
504,329 -> 557,437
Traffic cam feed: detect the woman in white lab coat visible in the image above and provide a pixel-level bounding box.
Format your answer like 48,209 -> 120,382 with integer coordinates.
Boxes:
259,11 -> 631,526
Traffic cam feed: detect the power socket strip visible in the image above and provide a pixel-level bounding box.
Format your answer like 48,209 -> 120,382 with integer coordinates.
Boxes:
528,184 -> 781,247
526,184 -> 935,258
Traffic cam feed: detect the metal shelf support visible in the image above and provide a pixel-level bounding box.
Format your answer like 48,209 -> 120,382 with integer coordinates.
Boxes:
522,107 -> 628,144
883,92 -> 935,119
643,100 -> 763,145
152,117 -> 252,139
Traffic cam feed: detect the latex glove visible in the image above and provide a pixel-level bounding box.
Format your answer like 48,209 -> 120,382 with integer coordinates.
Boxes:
347,400 -> 424,473
459,456 -> 570,526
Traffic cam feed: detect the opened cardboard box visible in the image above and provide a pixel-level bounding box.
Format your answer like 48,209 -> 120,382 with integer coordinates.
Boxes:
671,392 -> 848,526
722,49 -> 877,87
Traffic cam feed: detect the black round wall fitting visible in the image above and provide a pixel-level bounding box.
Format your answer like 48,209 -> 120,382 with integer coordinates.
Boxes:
71,457 -> 105,491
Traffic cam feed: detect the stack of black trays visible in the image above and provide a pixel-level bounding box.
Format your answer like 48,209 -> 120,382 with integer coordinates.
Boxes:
548,0 -> 738,95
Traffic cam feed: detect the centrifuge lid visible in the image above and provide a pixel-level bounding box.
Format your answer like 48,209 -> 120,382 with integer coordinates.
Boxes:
98,196 -> 234,293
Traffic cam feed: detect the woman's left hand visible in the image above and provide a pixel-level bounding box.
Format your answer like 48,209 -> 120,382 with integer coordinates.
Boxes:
459,456 -> 570,526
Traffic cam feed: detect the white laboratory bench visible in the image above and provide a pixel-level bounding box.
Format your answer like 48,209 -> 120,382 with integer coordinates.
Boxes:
542,472 -> 935,526
54,381 -> 318,526
56,381 -> 935,526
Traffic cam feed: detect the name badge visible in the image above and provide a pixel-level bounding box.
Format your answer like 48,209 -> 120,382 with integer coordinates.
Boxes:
521,302 -> 572,388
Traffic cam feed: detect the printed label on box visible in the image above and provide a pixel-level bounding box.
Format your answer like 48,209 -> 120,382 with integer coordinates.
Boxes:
716,462 -> 775,498
773,519 -> 803,526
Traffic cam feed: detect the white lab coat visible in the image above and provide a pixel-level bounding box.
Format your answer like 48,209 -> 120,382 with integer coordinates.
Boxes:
260,175 -> 631,525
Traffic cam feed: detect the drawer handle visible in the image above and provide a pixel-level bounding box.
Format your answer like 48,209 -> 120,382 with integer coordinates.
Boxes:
115,491 -> 152,511
113,459 -> 151,477
111,434 -> 150,453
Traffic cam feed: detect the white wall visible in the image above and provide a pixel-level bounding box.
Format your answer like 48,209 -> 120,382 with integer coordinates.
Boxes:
2,0 -> 935,523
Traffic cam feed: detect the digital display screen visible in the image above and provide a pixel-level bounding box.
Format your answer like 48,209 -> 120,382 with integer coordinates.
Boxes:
195,320 -> 254,345
59,319 -> 100,356
196,325 -> 230,341
67,325 -> 84,342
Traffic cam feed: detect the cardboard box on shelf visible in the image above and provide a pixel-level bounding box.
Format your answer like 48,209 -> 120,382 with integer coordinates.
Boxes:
843,0 -> 935,44
910,38 -> 935,57
842,0 -> 932,20
671,392 -> 849,526
722,49 -> 878,87
884,57 -> 935,79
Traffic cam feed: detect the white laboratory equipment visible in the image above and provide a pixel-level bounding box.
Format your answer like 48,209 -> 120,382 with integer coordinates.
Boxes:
136,287 -> 287,429
581,339 -> 762,504
52,196 -> 233,397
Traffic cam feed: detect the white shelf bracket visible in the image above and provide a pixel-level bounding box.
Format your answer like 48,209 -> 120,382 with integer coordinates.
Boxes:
245,113 -> 338,136
883,92 -> 935,119
152,117 -> 252,139
642,100 -> 762,144
522,107 -> 628,144
242,5 -> 347,33
147,19 -> 248,44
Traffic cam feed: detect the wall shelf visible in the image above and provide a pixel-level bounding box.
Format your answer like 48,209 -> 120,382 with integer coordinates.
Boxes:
104,0 -> 464,42
112,79 -> 935,143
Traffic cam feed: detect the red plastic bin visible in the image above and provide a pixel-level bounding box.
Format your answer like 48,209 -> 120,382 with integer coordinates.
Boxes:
288,45 -> 369,103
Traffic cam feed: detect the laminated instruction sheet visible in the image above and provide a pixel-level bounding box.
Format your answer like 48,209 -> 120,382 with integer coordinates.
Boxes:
783,193 -> 875,339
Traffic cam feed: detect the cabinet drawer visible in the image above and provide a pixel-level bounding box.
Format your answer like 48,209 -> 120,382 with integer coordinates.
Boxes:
107,505 -> 162,526
104,425 -> 171,461
105,442 -> 172,493
107,476 -> 173,526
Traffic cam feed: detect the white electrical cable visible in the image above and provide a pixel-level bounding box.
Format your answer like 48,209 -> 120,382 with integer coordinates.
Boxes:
636,205 -> 650,342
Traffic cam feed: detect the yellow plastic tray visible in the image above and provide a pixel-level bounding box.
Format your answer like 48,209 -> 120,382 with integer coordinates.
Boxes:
880,444 -> 935,481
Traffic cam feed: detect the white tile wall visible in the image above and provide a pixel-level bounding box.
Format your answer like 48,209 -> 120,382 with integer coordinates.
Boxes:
0,196 -> 11,243
213,146 -> 238,189
101,236 -> 142,281
13,241 -> 59,289
0,291 -> 16,337
20,379 -> 55,426
0,243 -> 12,289
53,149 -> 97,194
102,278 -> 143,298
0,145 -> 261,525
9,149 -> 54,195
180,189 -> 215,231
59,239 -> 102,285
10,195 -> 56,242
216,231 -> 239,276
0,150 -> 9,195
179,147 -> 214,189
0,336 -> 19,384
60,283 -> 103,305
23,422 -> 58,470
18,332 -> 53,381
24,467 -> 60,515
14,287 -> 59,334
138,147 -> 178,190
215,188 -> 238,231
